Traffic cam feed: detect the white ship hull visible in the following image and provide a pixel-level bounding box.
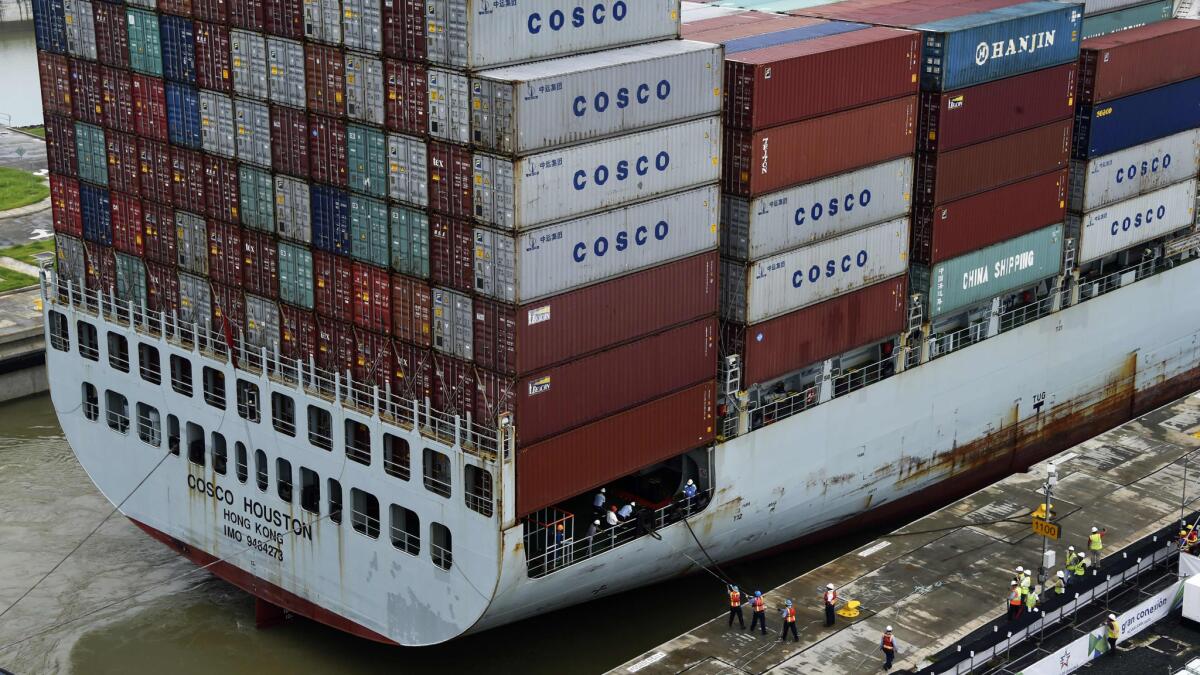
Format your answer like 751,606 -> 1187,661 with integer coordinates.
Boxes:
45,257 -> 1200,645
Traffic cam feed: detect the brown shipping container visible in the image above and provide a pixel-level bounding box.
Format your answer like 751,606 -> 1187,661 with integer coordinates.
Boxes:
264,0 -> 302,39
429,215 -> 473,293
915,118 -> 1072,206
271,105 -> 310,178
1079,20 -> 1200,106
84,241 -> 115,293
317,322 -> 355,375
146,262 -> 180,314
726,27 -> 919,131
100,67 -> 136,134
45,115 -> 77,178
352,262 -> 392,335
242,229 -> 279,298
308,115 -> 348,188
160,0 -> 193,18
384,59 -> 427,136
474,251 -> 719,376
381,0 -> 425,62
171,148 -> 208,214
207,220 -> 243,286
314,250 -> 353,322
725,95 -> 917,197
280,304 -> 318,362
70,60 -> 104,126
353,329 -> 394,389
39,52 -> 72,117
110,192 -> 144,256
682,13 -> 819,42
431,352 -> 475,417
391,339 -> 433,402
427,142 -> 471,218
106,131 -> 141,196
516,380 -> 716,516
212,281 -> 247,339
142,200 -> 177,265
194,21 -> 232,94
230,0 -> 264,35
916,168 -> 1068,265
133,74 -> 168,143
204,155 -> 240,223
918,62 -> 1077,154
50,175 -> 83,237
139,139 -> 174,206
737,276 -> 906,385
93,2 -> 129,69
194,0 -> 228,24
305,44 -> 345,117
390,274 -> 432,348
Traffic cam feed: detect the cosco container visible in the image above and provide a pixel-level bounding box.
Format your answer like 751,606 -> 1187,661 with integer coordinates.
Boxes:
178,271 -> 211,326
427,68 -> 469,144
920,223 -> 1064,318
70,60 -> 103,126
1078,20 -> 1200,106
343,0 -> 382,53
57,235 -> 87,288
241,229 -> 279,298
239,165 -> 275,231
314,250 -> 353,320
1075,77 -> 1200,160
93,3 -> 128,69
114,252 -> 147,309
200,91 -> 236,158
195,22 -> 232,93
1080,0 -> 1171,40
63,0 -> 96,61
352,262 -> 391,335
350,195 -> 390,267
390,275 -> 432,347
474,184 -> 719,304
470,40 -> 723,155
345,53 -> 385,125
1076,179 -> 1198,263
1070,129 -> 1200,213
50,175 -> 82,237
126,9 -> 162,77
80,183 -> 111,244
277,241 -> 314,309
474,116 -> 721,231
387,133 -> 427,207
722,157 -> 912,262
432,287 -> 472,360
390,204 -> 429,278
245,294 -> 281,351
725,96 -> 916,198
516,380 -> 715,516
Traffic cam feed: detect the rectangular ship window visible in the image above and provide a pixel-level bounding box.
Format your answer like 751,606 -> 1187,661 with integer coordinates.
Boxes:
328,478 -> 343,525
308,405 -> 332,451
235,442 -> 248,483
236,380 -> 260,422
390,504 -> 420,556
138,344 -> 161,384
299,467 -> 319,514
49,311 -> 69,351
345,419 -> 370,466
77,321 -> 99,361
271,393 -> 296,436
136,403 -> 161,446
255,449 -> 268,491
82,383 -> 99,421
186,422 -> 205,466
351,488 -> 379,538
422,448 -> 451,499
105,390 -> 129,434
211,432 -> 228,475
465,465 -> 493,518
277,458 -> 293,502
107,332 -> 129,372
202,366 -> 226,409
170,355 -> 193,396
167,415 -> 180,455
430,522 -> 452,570
383,434 -> 410,481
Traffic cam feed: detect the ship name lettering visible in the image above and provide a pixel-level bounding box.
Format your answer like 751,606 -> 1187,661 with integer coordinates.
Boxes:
243,497 -> 315,541
187,474 -> 235,505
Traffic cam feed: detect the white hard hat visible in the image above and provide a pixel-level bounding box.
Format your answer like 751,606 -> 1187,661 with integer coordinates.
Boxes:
686,479 -> 694,486
1068,545 -> 1075,552
886,626 -> 893,632
1108,613 -> 1116,620
630,501 -> 636,506
1015,566 -> 1024,573
593,520 -> 600,525
827,583 -> 834,590
1092,526 -> 1098,533
1010,580 -> 1017,586
1057,570 -> 1065,578
600,487 -> 605,493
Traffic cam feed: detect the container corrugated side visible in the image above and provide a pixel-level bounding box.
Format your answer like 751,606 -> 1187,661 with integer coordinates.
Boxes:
277,240 -> 314,309
195,21 -> 231,93
722,157 -> 912,262
432,286 -> 473,360
266,36 -> 306,108
390,204 -> 429,278
239,165 -> 275,231
722,216 -> 909,324
1070,129 -> 1200,213
473,184 -> 719,304
390,275 -> 432,347
473,116 -> 720,231
230,29 -> 268,99
345,53 -> 385,126
56,235 -> 87,288
100,67 -> 135,134
106,132 -> 139,196
516,380 -> 715,516
1075,76 -> 1200,160
343,0 -> 383,53
245,294 -> 281,351
200,91 -> 236,158
93,2 -> 128,69
1078,20 -> 1200,106
470,40 -> 722,155
234,98 -> 271,168
63,0 -> 96,61
50,175 -> 82,237
1080,0 -> 1171,40
1076,178 -> 1198,263
1076,0 -> 1153,14
70,60 -> 103,126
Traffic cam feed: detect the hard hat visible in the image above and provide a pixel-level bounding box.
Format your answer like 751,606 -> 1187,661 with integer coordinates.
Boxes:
630,501 -> 636,507
1108,613 -> 1116,620
886,626 -> 893,632
687,479 -> 694,486
600,487 -> 606,493
755,591 -> 762,597
1015,566 -> 1024,573
1010,580 -> 1017,586
1092,526 -> 1098,533
731,585 -> 738,591
593,520 -> 600,525
1057,571 -> 1065,578
786,600 -> 793,607
1068,545 -> 1075,552
827,583 -> 835,590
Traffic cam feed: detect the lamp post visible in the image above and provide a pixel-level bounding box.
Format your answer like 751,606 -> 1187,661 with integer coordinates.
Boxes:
1038,463 -> 1058,586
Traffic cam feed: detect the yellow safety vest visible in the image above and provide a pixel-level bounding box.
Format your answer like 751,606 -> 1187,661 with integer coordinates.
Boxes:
1089,532 -> 1103,551
1025,591 -> 1038,610
1107,621 -> 1119,640
1052,579 -> 1065,594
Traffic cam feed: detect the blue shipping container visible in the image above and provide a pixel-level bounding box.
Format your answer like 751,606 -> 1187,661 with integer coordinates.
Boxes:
32,0 -> 67,54
915,1 -> 1083,91
1075,76 -> 1200,160
166,82 -> 203,150
723,21 -> 867,55
311,186 -> 351,256
159,15 -> 197,85
81,184 -> 112,246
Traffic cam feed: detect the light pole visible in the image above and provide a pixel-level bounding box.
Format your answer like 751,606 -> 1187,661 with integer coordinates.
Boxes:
1038,463 -> 1058,586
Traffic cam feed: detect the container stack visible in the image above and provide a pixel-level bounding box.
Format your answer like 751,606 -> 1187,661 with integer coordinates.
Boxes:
1077,0 -> 1174,40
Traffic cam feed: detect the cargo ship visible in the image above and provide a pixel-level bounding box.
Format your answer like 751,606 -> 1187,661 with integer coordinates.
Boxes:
33,0 -> 1200,647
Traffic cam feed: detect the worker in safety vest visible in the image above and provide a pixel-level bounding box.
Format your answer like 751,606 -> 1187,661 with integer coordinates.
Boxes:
779,600 -> 799,642
750,590 -> 768,635
1105,613 -> 1120,654
1006,581 -> 1023,621
1072,552 -> 1090,578
1024,585 -> 1039,614
1088,526 -> 1106,557
1063,547 -> 1080,585
1187,526 -> 1199,554
1018,568 -> 1032,599
727,585 -> 745,629
823,583 -> 838,627
880,626 -> 897,671
1050,570 -> 1066,596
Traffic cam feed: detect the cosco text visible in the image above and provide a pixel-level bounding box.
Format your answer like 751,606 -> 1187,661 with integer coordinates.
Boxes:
572,152 -> 670,190
528,2 -> 627,34
573,81 -> 670,117
573,220 -> 669,262
791,251 -> 869,288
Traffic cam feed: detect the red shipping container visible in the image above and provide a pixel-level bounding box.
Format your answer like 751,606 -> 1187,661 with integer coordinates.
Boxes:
207,220 -> 243,286
308,115 -> 348,188
141,199 -> 177,265
915,168 -> 1068,265
110,191 -> 144,256
725,95 -> 917,197
351,262 -> 392,335
212,281 -> 246,340
105,131 -> 141,196
264,0 -> 302,38
93,2 -> 130,69
918,62 -> 1077,154
305,44 -> 345,117
390,274 -> 432,348
1079,20 -> 1200,106
381,0 -> 425,61
84,241 -> 116,294
427,142 -> 471,217
229,0 -> 263,31
474,251 -> 719,376
313,250 -> 353,322
204,154 -> 239,223
45,115 -> 78,178
70,60 -> 104,126
682,13 -> 818,42
280,304 -> 318,362
270,105 -> 310,179
429,215 -> 473,293
915,118 -> 1072,206
132,74 -> 169,143
316,322 -> 355,375
430,352 -> 475,418
138,138 -> 174,207
50,175 -> 83,237
352,329 -> 394,389
241,229 -> 279,299
194,22 -> 232,94
160,0 -> 192,17
193,0 -> 228,23
390,339 -> 432,402
171,148 -> 208,213
383,59 -> 427,136
100,66 -> 135,134
38,52 -> 73,117
516,380 -> 715,515
725,27 -> 919,131
146,261 -> 180,314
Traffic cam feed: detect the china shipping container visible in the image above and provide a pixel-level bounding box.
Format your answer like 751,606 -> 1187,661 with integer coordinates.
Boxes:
1074,76 -> 1200,160
916,118 -> 1072,205
516,380 -> 715,516
277,240 -> 314,309
106,132 -> 140,196
383,59 -> 427,137
429,214 -> 473,292
426,68 -> 469,144
126,9 -> 162,77
314,250 -> 353,321
142,200 -> 177,265
230,29 -> 269,99
343,0 -> 382,53
57,235 -> 87,288
80,183 -> 112,244
432,286 -> 473,360
389,204 -> 429,277
145,261 -> 179,313
132,73 -> 168,142
305,43 -> 345,116
274,175 -> 311,242
473,185 -> 720,304
63,0 -> 96,61
200,91 -> 237,158
39,52 -> 72,117
69,60 -> 103,126
918,62 -> 1077,153
352,262 -> 392,335
204,155 -> 240,223
74,122 -> 107,186
110,191 -> 144,256
280,303 -> 318,361
308,115 -> 349,188
160,15 -> 197,85
241,228 -> 279,298
725,97 -> 915,198
236,100 -> 272,168
1075,178 -> 1198,263
194,21 -> 232,93
1077,20 -> 1200,106
390,274 -> 432,347
311,185 -> 351,255
1069,129 -> 1200,213
93,2 -> 129,69
208,219 -> 243,286
723,157 -> 912,262
178,271 -> 211,326
45,115 -> 77,177
722,216 -> 910,324
427,141 -> 471,218
347,125 -> 388,199
915,168 -> 1068,265
171,147 -> 207,213
475,251 -> 718,376
175,210 -> 208,274
100,67 -> 135,133
470,40 -> 723,155
138,138 -> 174,206
387,133 -> 427,207
50,175 -> 82,237
1080,0 -> 1171,40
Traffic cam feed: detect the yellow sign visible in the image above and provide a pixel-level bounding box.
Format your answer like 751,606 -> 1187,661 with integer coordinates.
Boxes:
1032,517 -> 1060,540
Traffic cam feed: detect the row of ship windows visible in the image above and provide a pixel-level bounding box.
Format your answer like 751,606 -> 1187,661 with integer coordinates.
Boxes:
51,312 -> 494,518
79,380 -> 454,570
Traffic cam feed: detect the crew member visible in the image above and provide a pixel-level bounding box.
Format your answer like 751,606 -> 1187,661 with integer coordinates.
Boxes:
881,626 -> 897,671
1007,581 -> 1023,621
1064,547 -> 1080,585
1050,570 -> 1066,596
682,479 -> 698,514
1089,526 -> 1106,557
1019,568 -> 1032,599
750,590 -> 767,635
1187,525 -> 1199,553
727,585 -> 745,629
1105,613 -> 1120,654
592,487 -> 606,518
618,501 -> 635,521
1024,584 -> 1039,614
605,505 -> 619,528
780,600 -> 798,642
823,583 -> 838,627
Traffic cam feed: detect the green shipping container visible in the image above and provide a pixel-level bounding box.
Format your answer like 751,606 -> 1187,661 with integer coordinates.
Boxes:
1081,0 -> 1172,39
350,195 -> 390,267
919,224 -> 1064,319
277,241 -> 314,310
240,165 -> 275,232
75,122 -> 107,187
126,9 -> 163,77
389,204 -> 429,279
114,252 -> 148,309
347,124 -> 388,199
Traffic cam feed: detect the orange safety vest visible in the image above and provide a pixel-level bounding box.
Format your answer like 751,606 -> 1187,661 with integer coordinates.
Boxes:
882,634 -> 894,651
824,590 -> 838,606
785,607 -> 796,623
1008,588 -> 1022,606
752,597 -> 765,612
729,591 -> 741,607
1189,531 -> 1198,544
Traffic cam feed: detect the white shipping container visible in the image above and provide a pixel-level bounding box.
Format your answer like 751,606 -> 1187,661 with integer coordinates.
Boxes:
428,68 -> 470,144
345,53 -> 385,125
473,116 -> 721,231
1070,129 -> 1200,213
681,1 -> 745,23
1076,0 -> 1148,14
266,37 -> 306,108
425,0 -> 681,70
175,211 -> 208,275
387,133 -> 428,207
178,272 -> 212,327
64,0 -> 97,61
474,184 -> 719,303
723,217 -> 911,324
274,176 -> 312,243
432,287 -> 473,360
234,97 -> 271,168
199,91 -> 236,158
723,157 -> 914,262
303,0 -> 342,44
1077,178 -> 1198,263
342,0 -> 382,53
245,294 -> 281,350
230,30 -> 268,100
470,40 -> 722,155
57,235 -> 87,287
